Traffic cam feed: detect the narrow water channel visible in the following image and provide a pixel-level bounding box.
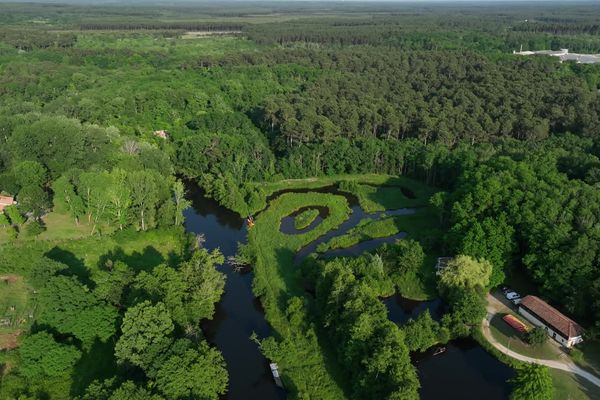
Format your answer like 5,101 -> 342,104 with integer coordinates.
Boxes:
184,184 -> 513,400
183,184 -> 285,400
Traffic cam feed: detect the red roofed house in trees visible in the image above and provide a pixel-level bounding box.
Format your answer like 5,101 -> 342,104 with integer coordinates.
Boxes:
0,195 -> 16,212
518,295 -> 584,348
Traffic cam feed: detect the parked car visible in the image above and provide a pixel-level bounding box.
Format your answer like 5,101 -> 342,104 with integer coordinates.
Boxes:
501,286 -> 510,293
505,291 -> 521,300
511,298 -> 522,305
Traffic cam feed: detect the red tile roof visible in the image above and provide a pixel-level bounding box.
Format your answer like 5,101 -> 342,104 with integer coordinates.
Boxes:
520,295 -> 584,339
0,196 -> 14,205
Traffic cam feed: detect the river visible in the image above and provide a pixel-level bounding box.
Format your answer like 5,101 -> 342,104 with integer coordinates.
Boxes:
184,185 -> 514,400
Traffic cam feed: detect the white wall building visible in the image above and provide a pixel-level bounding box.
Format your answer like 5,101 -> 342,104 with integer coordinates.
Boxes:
518,295 -> 584,348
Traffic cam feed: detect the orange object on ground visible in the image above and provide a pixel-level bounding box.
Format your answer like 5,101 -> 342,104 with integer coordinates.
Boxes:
503,314 -> 529,333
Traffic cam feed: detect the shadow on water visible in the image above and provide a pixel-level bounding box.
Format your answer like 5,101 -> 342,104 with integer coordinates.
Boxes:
183,186 -> 285,400
382,287 -> 513,399
384,294 -> 444,325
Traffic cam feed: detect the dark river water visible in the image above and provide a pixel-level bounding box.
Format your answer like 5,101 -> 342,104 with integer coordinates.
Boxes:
184,185 -> 513,400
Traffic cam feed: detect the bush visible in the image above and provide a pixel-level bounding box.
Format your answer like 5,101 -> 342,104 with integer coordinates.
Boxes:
24,220 -> 46,237
6,226 -> 18,240
4,205 -> 24,225
0,212 -> 9,226
526,327 -> 548,347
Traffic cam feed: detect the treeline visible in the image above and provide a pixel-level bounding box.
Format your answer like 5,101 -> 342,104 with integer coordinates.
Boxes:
0,245 -> 229,399
0,29 -> 77,50
80,22 -> 243,31
513,22 -> 600,36
245,16 -> 600,53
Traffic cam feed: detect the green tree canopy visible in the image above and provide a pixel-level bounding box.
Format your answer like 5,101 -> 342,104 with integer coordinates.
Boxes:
439,255 -> 492,291
115,300 -> 174,372
18,332 -> 81,380
154,340 -> 228,400
37,276 -> 118,346
510,364 -> 554,400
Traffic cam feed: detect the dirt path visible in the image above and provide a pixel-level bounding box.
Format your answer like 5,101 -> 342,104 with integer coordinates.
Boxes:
482,293 -> 600,388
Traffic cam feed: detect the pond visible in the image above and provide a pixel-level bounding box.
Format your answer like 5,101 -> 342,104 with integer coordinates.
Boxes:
384,294 -> 514,399
184,184 -> 513,400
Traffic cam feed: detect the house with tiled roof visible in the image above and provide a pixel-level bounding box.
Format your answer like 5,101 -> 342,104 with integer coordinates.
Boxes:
518,295 -> 584,348
0,195 -> 16,212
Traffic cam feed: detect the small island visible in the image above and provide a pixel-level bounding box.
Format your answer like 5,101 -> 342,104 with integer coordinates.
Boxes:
293,208 -> 321,230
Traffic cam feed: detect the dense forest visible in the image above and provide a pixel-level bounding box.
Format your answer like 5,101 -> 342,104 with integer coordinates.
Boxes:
0,2 -> 599,400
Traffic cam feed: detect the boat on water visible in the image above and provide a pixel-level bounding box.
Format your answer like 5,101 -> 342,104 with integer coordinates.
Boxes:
433,346 -> 446,356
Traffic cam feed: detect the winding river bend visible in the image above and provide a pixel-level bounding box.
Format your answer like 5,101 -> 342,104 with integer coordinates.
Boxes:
184,185 -> 514,400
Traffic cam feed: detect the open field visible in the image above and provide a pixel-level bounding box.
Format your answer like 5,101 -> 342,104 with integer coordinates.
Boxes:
350,181 -> 437,212
0,276 -> 32,351
1,228 -> 187,278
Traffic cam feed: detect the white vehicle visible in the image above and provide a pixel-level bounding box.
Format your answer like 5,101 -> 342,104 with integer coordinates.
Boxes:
505,291 -> 521,300
511,298 -> 522,305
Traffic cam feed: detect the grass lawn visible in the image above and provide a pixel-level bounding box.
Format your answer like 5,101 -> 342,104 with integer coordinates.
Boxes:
574,341 -> 600,377
489,314 -> 562,360
0,276 -> 33,351
0,227 -> 187,282
0,227 -> 12,243
250,191 -> 351,398
550,369 -> 600,400
0,211 -> 118,245
37,212 -> 102,241
294,208 -> 320,230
